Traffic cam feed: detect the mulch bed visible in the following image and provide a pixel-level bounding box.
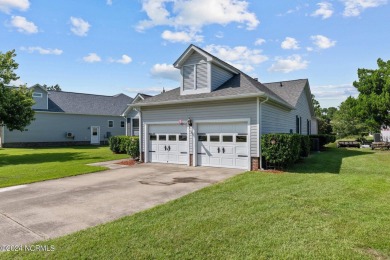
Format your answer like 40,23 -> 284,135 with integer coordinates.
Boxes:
116,159 -> 137,166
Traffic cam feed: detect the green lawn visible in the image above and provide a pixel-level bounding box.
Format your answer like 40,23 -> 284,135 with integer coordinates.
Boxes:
0,146 -> 129,188
3,147 -> 390,259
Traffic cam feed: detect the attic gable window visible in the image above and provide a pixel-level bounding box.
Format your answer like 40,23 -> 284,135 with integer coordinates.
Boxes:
33,92 -> 43,98
182,62 -> 208,91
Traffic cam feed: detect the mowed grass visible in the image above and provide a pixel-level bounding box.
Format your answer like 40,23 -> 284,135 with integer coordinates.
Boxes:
0,146 -> 129,188
3,147 -> 390,259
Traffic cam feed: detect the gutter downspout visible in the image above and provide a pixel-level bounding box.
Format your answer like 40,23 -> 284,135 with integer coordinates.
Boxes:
138,107 -> 143,162
259,97 -> 269,170
123,116 -> 128,136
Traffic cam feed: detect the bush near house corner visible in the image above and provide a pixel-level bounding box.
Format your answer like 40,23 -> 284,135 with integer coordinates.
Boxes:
108,136 -> 139,159
300,135 -> 311,157
261,134 -> 302,169
309,134 -> 336,150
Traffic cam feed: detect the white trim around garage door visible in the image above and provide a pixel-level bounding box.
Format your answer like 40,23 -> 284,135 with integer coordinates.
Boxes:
144,121 -> 190,165
193,118 -> 251,170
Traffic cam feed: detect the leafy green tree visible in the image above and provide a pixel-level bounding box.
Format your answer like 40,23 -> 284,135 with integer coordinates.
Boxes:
31,83 -> 62,91
311,95 -> 335,134
353,58 -> 390,132
0,50 -> 35,147
331,97 -> 368,137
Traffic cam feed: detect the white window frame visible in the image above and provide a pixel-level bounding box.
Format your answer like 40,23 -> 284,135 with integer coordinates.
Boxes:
131,118 -> 140,136
33,92 -> 43,98
108,120 -> 114,128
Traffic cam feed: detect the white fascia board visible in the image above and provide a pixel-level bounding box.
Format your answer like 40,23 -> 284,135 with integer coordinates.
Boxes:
130,93 -> 265,108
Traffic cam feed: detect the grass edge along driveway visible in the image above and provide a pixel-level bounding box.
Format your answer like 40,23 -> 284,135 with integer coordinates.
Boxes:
0,146 -> 129,188
2,146 -> 390,259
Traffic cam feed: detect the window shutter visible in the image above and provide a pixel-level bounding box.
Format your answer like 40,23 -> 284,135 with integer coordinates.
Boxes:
196,63 -> 208,89
183,65 -> 195,90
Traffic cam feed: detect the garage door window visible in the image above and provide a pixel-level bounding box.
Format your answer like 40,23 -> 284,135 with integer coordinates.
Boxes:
169,135 -> 177,141
222,135 -> 233,142
179,134 -> 187,141
150,134 -> 157,141
159,135 -> 166,141
236,136 -> 247,143
210,135 -> 220,142
198,135 -> 207,141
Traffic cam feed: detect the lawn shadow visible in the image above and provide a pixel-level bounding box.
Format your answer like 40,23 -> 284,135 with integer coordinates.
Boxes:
0,152 -> 99,166
287,147 -> 373,174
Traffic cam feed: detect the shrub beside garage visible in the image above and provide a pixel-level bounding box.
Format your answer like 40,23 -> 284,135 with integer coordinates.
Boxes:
261,133 -> 335,170
108,136 -> 139,159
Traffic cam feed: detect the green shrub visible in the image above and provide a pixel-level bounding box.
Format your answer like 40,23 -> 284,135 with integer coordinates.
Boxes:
261,134 -> 301,169
300,135 -> 310,157
109,136 -> 139,158
309,134 -> 336,149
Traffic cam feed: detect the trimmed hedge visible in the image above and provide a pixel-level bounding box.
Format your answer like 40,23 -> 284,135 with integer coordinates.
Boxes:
309,134 -> 336,149
300,135 -> 310,157
108,136 -> 139,159
261,134 -> 302,169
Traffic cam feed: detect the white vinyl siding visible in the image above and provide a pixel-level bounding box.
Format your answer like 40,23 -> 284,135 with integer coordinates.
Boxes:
183,52 -> 206,65
141,99 -> 258,157
261,86 -> 315,135
211,64 -> 234,91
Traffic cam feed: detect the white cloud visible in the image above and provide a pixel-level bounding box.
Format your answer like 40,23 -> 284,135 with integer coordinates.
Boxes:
311,2 -> 333,19
215,31 -> 224,38
311,35 -> 336,49
136,0 -> 259,42
106,0 -> 112,5
268,55 -> 308,73
70,17 -> 90,36
281,37 -> 300,50
306,47 -> 314,52
83,53 -> 101,63
20,46 -> 63,55
110,54 -> 132,64
0,0 -> 29,13
125,86 -> 175,96
204,44 -> 268,72
341,0 -> 387,17
254,38 -> 266,46
9,15 -> 38,34
150,63 -> 180,81
312,83 -> 359,107
161,30 -> 203,43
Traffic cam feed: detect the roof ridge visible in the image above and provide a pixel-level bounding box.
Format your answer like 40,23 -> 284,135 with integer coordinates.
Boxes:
263,78 -> 308,84
48,90 -> 131,99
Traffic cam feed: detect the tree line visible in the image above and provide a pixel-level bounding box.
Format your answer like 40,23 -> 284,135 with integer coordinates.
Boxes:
313,58 -> 389,138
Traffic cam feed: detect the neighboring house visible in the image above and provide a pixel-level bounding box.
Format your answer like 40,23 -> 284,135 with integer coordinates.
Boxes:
129,44 -> 318,170
381,126 -> 390,142
2,85 -> 133,147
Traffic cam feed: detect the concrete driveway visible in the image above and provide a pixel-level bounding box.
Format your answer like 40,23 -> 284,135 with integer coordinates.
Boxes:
0,163 -> 242,246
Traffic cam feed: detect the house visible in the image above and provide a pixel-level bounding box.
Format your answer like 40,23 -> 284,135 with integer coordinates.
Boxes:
129,44 -> 318,170
1,85 -> 133,147
381,126 -> 390,142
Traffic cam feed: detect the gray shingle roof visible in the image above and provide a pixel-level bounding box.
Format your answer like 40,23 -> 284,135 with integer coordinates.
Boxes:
37,91 -> 133,116
263,79 -> 308,107
133,73 -> 292,108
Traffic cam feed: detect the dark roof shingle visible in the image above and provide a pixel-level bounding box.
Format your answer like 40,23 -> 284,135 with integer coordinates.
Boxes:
39,91 -> 132,116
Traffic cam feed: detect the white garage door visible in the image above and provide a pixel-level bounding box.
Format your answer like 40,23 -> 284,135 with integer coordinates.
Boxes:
197,122 -> 249,169
148,124 -> 188,164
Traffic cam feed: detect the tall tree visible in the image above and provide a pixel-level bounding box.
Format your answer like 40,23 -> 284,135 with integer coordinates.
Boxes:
0,50 -> 35,147
311,95 -> 335,134
353,58 -> 390,132
331,97 -> 368,137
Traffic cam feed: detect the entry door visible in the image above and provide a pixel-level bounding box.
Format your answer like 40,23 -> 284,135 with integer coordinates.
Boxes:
90,126 -> 100,144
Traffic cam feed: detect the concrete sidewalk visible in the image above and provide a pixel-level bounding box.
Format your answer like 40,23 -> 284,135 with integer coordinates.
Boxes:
0,163 -> 242,246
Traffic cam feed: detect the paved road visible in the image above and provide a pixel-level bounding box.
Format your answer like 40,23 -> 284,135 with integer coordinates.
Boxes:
0,163 -> 242,246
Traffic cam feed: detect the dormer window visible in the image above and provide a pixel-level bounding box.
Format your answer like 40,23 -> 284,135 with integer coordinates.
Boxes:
182,62 -> 208,91
33,92 -> 43,98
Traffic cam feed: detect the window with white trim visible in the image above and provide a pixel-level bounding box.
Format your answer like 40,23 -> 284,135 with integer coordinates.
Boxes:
108,120 -> 114,128
132,118 -> 139,136
120,121 -> 125,128
33,92 -> 43,98
182,62 -> 208,91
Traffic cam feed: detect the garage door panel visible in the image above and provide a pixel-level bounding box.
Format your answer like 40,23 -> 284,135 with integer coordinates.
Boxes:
149,124 -> 186,134
197,122 -> 249,170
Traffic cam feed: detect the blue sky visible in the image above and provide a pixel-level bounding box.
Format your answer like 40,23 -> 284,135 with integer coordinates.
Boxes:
1,0 -> 389,108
